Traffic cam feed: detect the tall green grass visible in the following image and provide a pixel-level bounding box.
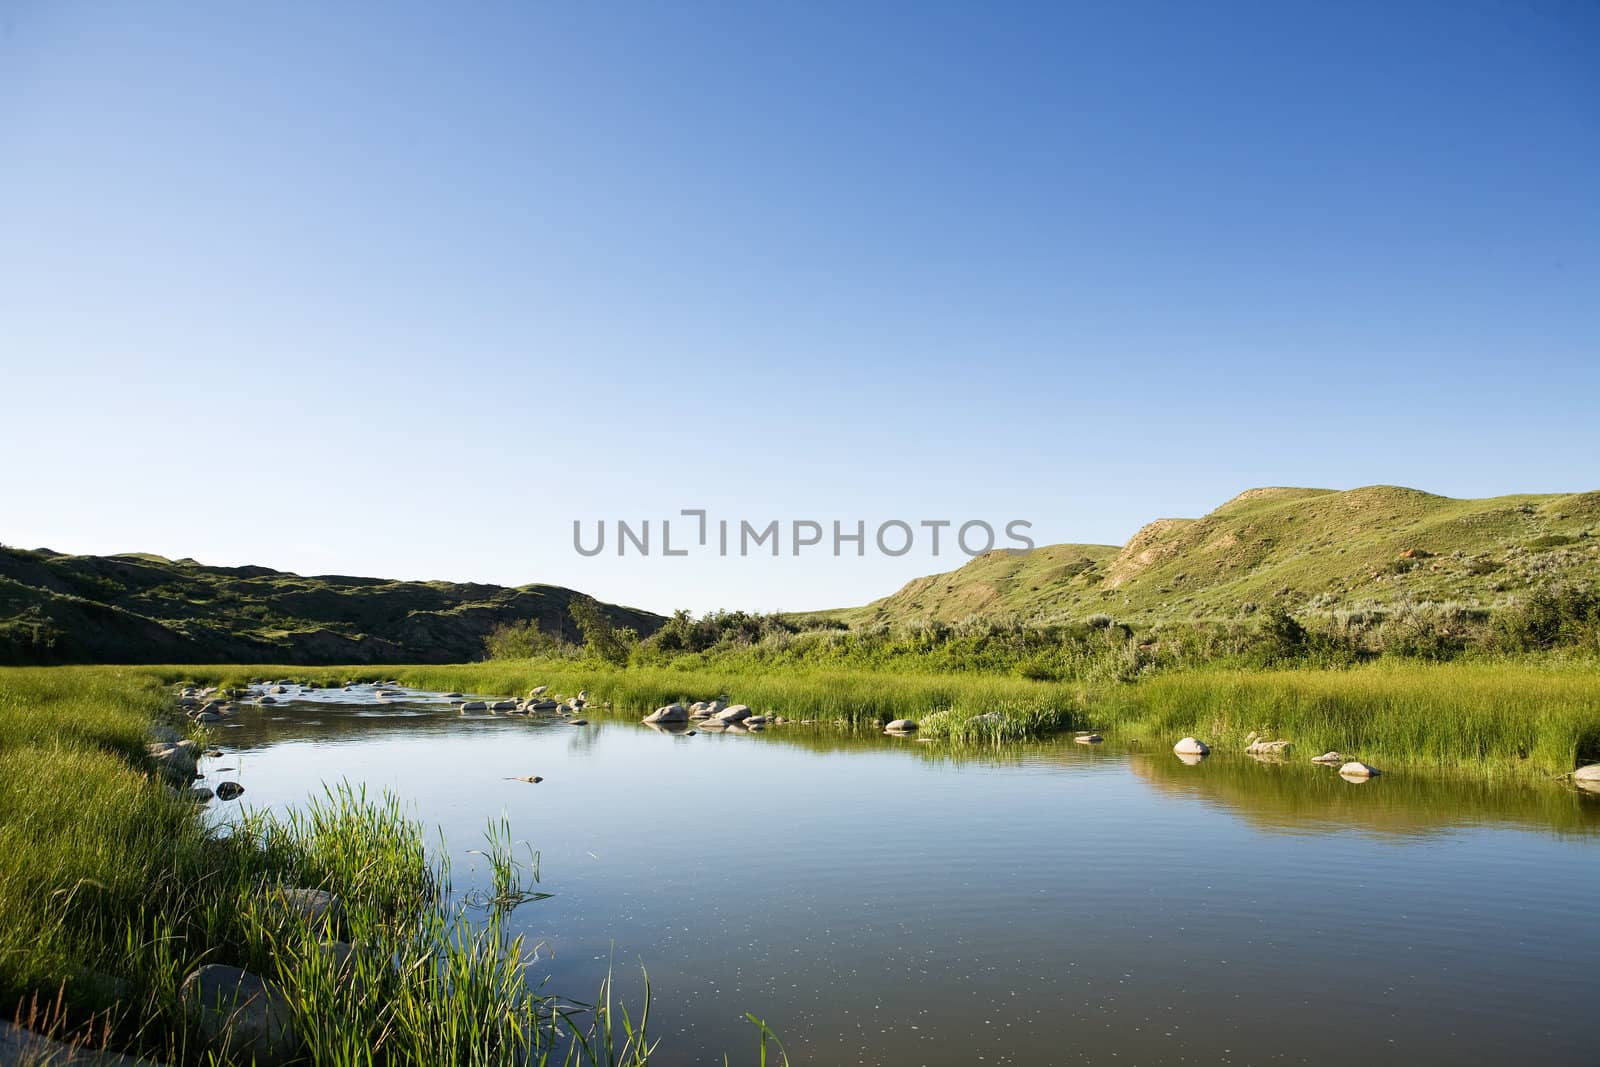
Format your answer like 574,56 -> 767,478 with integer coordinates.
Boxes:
0,666 -> 787,1065
1102,661 -> 1600,778
391,658 -> 1600,774
393,662 -> 1091,741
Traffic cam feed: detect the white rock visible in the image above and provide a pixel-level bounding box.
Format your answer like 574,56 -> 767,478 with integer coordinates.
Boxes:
713,704 -> 752,724
1338,761 -> 1382,778
1311,751 -> 1344,764
1173,737 -> 1210,756
885,719 -> 919,732
1573,764 -> 1600,783
1075,734 -> 1103,744
644,704 -> 688,723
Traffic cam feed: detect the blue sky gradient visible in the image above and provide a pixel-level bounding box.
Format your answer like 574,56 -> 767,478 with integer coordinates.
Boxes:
2,1 -> 1596,613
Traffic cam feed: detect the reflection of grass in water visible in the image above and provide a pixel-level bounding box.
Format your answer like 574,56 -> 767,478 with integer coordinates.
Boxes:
1129,751 -> 1600,838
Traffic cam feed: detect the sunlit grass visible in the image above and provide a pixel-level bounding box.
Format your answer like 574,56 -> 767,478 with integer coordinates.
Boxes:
1101,661 -> 1600,778
0,666 -> 786,1065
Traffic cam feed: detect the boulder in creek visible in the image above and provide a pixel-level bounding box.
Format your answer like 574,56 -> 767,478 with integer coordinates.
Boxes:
259,696 -> 277,705
529,686 -> 548,697
644,704 -> 688,724
188,786 -> 214,802
1311,751 -> 1345,764
489,700 -> 518,711
1075,734 -> 1103,744
215,781 -> 245,801
713,704 -> 752,724
1246,740 -> 1293,756
1572,763 -> 1600,783
196,711 -> 222,723
885,719 -> 919,733
567,718 -> 588,726
179,965 -> 297,1067
1173,737 -> 1210,756
460,700 -> 488,712
1338,761 -> 1382,779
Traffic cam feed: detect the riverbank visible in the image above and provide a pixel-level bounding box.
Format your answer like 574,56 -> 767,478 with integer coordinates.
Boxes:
0,666 -> 661,1066
386,658 -> 1600,778
102,656 -> 1600,778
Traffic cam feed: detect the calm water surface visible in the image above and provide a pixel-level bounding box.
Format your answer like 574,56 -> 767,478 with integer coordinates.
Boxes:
206,685 -> 1600,1066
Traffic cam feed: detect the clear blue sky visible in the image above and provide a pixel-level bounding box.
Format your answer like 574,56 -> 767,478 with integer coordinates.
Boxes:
2,1 -> 1596,615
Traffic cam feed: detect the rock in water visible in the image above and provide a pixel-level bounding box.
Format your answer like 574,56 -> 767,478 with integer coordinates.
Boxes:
1173,737 -> 1210,756
1339,761 -> 1382,779
1246,740 -> 1293,756
1573,764 -> 1600,783
1311,751 -> 1344,764
179,965 -> 297,1066
460,700 -> 488,712
215,781 -> 245,801
1075,734 -> 1103,744
507,775 -> 544,783
644,704 -> 688,723
885,719 -> 919,732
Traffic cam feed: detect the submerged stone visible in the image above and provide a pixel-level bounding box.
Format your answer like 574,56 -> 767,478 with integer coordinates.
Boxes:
180,965 -> 297,1067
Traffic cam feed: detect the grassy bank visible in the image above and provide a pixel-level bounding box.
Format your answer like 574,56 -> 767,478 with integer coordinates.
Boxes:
1102,661 -> 1600,779
107,656 -> 1600,775
0,666 -> 670,1065
390,658 -> 1600,776
395,662 -> 1092,742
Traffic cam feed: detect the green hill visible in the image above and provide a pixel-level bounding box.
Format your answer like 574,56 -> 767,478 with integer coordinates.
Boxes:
833,485 -> 1600,626
0,547 -> 663,665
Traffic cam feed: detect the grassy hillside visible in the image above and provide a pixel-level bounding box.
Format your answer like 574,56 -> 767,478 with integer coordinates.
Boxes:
832,485 -> 1600,627
0,547 -> 663,665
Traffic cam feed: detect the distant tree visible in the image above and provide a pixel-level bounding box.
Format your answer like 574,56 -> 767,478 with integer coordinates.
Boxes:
569,595 -> 633,665
482,619 -> 576,660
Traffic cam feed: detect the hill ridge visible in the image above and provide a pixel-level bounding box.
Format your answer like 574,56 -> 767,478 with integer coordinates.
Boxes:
833,485 -> 1600,626
0,545 -> 662,665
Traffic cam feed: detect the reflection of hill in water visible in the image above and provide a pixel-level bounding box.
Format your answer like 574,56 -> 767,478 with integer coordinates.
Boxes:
224,701 -> 1600,839
1129,751 -> 1600,839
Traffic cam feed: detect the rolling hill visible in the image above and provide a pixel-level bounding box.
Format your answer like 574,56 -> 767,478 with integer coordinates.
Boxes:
831,486 -> 1600,627
0,547 -> 663,665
